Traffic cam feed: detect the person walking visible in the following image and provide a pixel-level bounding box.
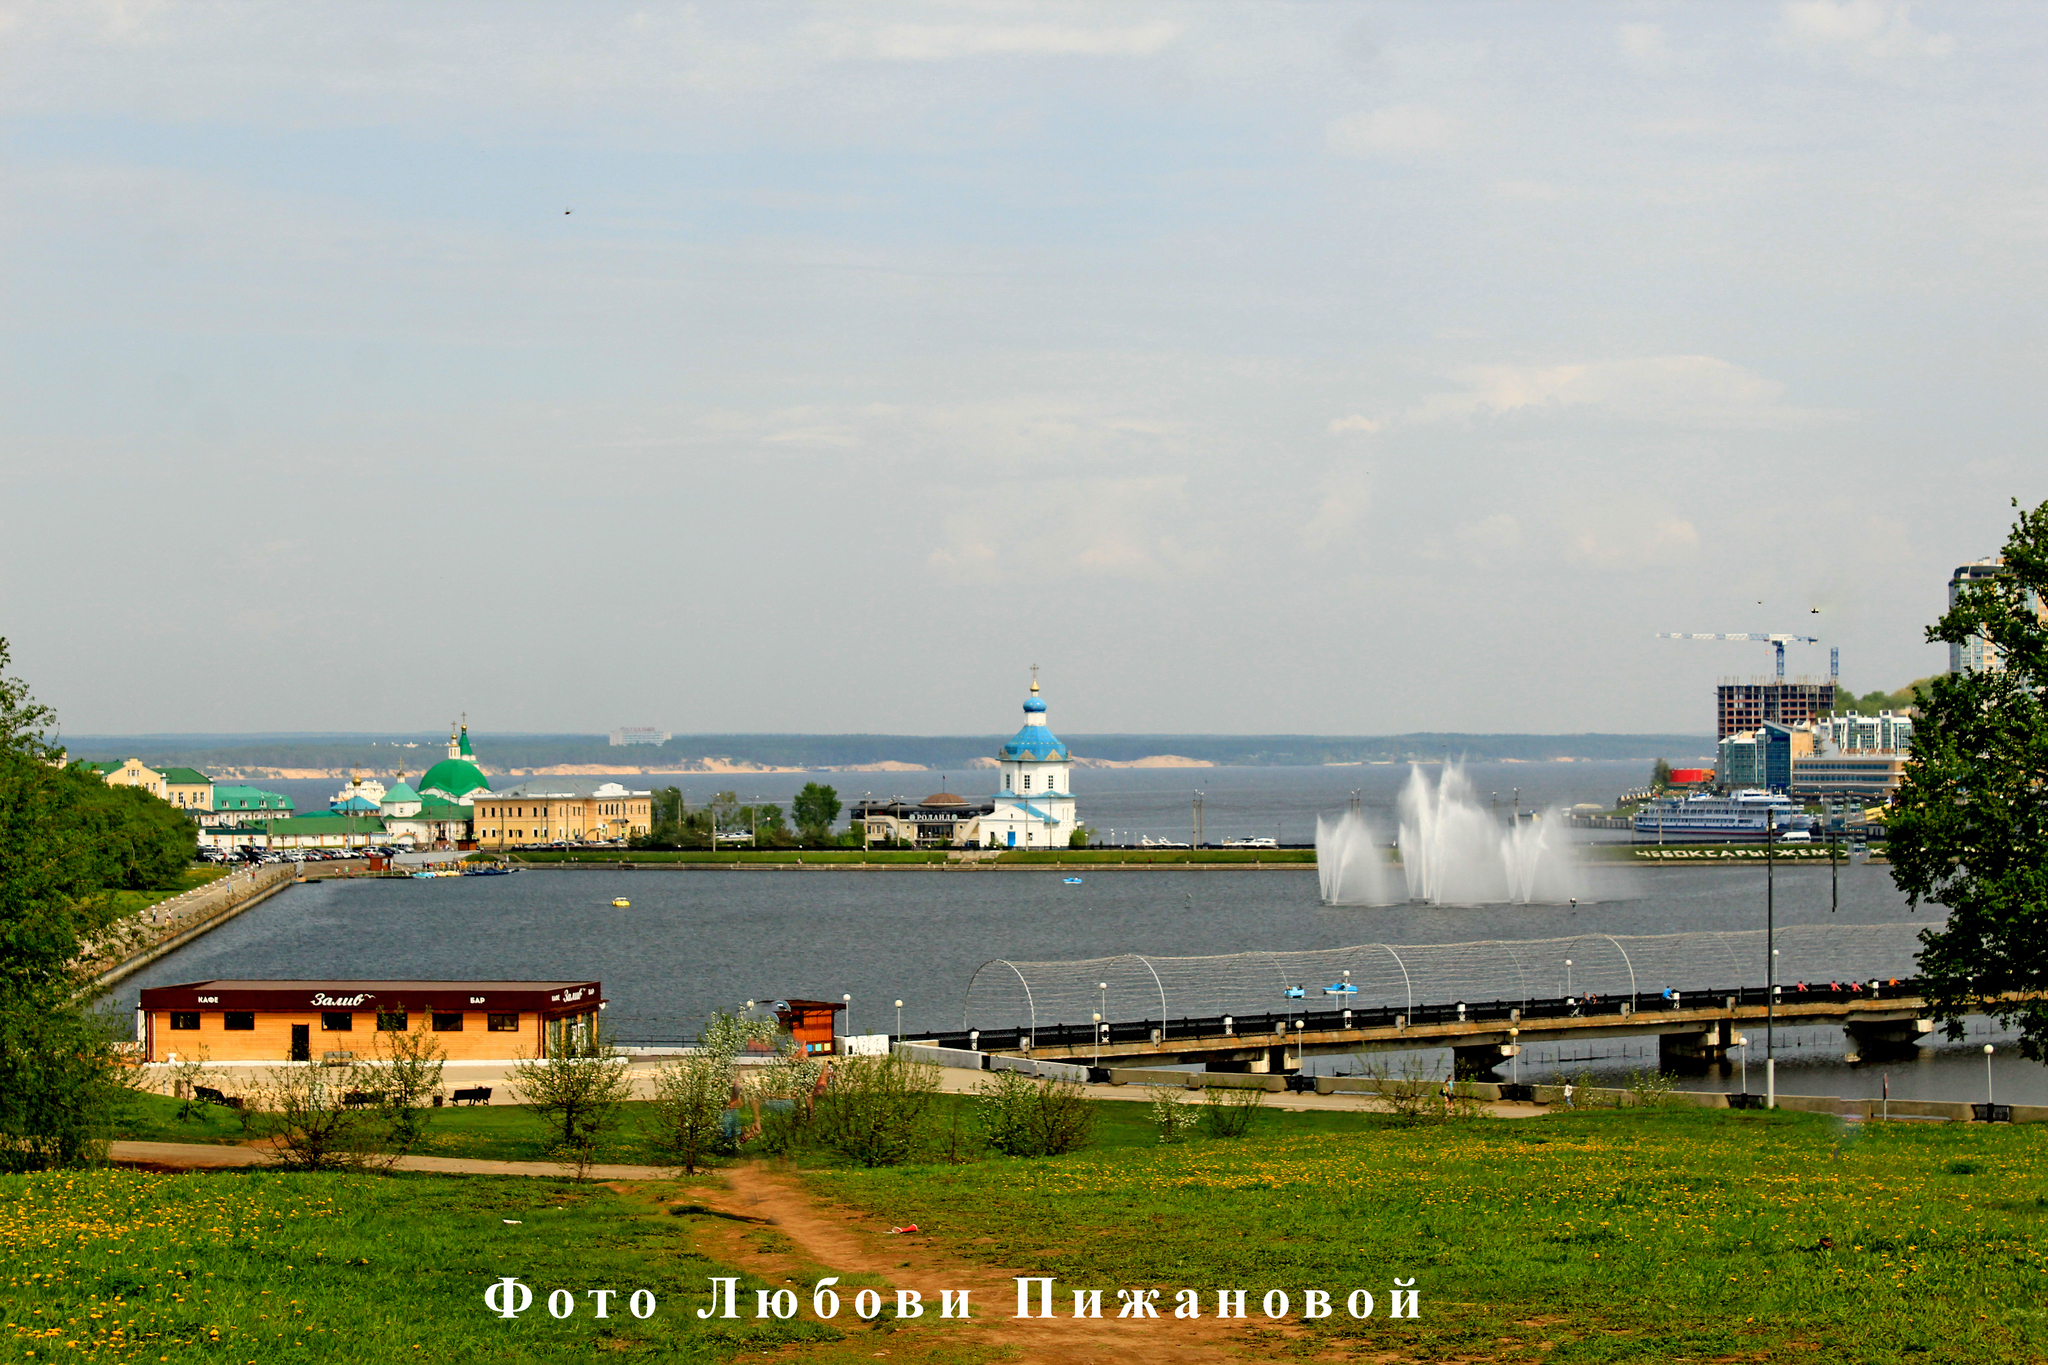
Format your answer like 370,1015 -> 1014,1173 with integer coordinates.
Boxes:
1562,1081 -> 1576,1110
1440,1076 -> 1454,1115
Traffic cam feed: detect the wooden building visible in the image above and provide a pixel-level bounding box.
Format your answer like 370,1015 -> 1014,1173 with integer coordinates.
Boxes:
136,979 -> 603,1063
771,998 -> 846,1056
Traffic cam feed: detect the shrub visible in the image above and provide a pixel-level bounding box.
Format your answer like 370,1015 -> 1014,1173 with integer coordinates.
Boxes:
977,1068 -> 1097,1157
1147,1085 -> 1201,1143
1626,1068 -> 1678,1108
368,1007 -> 446,1157
244,1064 -> 388,1171
510,1028 -> 633,1180
1200,1081 -> 1267,1138
814,1053 -> 941,1167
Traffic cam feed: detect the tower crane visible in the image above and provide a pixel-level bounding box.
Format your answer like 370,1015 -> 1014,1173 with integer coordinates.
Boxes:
1657,632 -> 1829,681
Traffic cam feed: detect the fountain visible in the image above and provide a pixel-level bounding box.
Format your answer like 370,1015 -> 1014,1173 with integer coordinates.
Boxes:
1395,763 -> 1585,906
1314,810 -> 1395,905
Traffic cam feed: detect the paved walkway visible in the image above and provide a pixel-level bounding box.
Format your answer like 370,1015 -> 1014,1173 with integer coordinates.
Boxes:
108,1140 -> 674,1180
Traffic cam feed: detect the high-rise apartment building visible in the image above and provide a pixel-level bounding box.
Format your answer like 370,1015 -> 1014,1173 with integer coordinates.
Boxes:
1715,678 -> 1837,739
1949,559 -> 2008,674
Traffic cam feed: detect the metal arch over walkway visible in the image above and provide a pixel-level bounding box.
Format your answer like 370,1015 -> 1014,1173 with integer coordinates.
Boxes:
960,921 -> 1928,1037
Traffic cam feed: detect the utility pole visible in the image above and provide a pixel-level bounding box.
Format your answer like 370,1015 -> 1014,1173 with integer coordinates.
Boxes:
1766,806 -> 1777,1110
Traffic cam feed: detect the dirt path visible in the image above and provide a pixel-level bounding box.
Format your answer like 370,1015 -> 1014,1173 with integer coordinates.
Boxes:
107,1140 -> 673,1180
689,1161 -> 1271,1365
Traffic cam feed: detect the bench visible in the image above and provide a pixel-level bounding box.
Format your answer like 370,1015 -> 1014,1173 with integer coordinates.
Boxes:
193,1084 -> 244,1110
449,1086 -> 492,1106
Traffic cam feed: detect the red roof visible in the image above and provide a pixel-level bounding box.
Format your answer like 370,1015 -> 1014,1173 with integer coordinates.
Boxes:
138,979 -> 601,1014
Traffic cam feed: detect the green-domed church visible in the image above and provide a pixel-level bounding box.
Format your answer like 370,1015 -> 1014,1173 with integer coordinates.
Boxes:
418,723 -> 492,806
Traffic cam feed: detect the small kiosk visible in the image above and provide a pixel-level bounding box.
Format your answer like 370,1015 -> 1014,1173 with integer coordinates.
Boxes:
136,979 -> 604,1063
771,999 -> 847,1056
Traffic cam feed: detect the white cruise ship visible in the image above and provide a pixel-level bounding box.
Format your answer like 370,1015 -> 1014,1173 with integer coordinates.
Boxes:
1633,790 -> 1813,843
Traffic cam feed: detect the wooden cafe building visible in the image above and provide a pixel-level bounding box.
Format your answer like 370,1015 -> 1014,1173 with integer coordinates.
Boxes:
136,979 -> 605,1064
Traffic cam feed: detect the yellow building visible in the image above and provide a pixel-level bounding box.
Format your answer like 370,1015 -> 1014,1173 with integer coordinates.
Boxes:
472,779 -> 653,849
83,758 -> 167,799
161,767 -> 214,813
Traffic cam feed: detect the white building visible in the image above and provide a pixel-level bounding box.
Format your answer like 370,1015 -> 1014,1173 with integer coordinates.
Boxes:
1826,710 -> 1914,753
981,677 -> 1080,849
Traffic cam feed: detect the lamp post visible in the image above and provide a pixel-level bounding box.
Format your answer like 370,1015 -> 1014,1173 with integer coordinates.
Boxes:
1984,1044 -> 1995,1107
1509,1026 -> 1519,1084
1766,806 -> 1777,1110
1092,1012 -> 1102,1066
1564,959 -> 1573,997
894,999 -> 903,1043
842,992 -> 852,1042
1734,1033 -> 1748,1099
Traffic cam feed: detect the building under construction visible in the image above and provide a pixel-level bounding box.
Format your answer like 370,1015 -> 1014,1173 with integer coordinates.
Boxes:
1716,677 -> 1838,739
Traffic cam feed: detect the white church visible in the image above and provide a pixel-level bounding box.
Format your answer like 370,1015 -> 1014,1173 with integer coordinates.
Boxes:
980,675 -> 1080,849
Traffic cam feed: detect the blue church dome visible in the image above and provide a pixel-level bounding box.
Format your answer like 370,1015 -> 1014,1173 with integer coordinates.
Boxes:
999,680 -> 1069,761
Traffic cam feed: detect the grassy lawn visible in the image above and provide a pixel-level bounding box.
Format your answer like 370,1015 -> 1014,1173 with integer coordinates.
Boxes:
0,1168 -> 848,1365
97,866 -> 232,916
808,1106 -> 2048,1363
506,849 -> 950,865
113,1089 -> 1294,1166
994,849 -> 1318,865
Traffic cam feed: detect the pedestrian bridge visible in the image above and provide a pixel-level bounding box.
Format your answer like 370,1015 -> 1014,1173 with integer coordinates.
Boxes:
927,921 -> 1942,1075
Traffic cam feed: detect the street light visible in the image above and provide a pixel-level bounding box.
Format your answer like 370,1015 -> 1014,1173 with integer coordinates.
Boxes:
894,999 -> 903,1042
1564,959 -> 1573,996
1984,1044 -> 1995,1107
842,992 -> 852,1040
1092,1012 -> 1102,1066
1766,807 -> 1778,1110
1734,1033 -> 1748,1099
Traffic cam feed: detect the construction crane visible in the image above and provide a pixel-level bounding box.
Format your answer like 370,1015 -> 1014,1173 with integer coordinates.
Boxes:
1657,632 -> 1826,681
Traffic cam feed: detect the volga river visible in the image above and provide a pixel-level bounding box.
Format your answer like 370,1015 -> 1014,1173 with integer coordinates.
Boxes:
124,763 -> 2037,1105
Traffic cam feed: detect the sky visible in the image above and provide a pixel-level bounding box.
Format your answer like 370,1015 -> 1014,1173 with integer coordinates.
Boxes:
3,1 -> 2044,737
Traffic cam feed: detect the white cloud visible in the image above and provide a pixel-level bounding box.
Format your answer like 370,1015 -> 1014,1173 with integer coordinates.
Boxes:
1617,23 -> 1671,73
1404,355 -> 1838,430
1562,513 -> 1701,567
1456,513 -> 1523,564
1298,474 -> 1372,554
864,21 -> 1180,61
1778,1 -> 1954,62
1326,105 -> 1455,159
1326,413 -> 1381,434
927,476 -> 1203,582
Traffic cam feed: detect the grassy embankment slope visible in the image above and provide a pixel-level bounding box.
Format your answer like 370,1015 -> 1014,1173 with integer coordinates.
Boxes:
1,1169 -> 836,1363
815,1105 -> 2046,1362
98,1093 -> 2048,1362
98,865 -> 230,915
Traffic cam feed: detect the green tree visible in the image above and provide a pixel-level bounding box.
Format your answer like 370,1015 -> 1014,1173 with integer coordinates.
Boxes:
0,639 -> 136,1171
1651,759 -> 1673,789
1888,498 -> 2048,1060
813,1052 -> 940,1167
791,782 -> 840,843
649,1009 -> 791,1172
62,767 -> 195,889
510,1023 -> 634,1179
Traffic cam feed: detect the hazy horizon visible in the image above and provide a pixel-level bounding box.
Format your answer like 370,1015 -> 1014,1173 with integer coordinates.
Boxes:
5,3 -> 2041,735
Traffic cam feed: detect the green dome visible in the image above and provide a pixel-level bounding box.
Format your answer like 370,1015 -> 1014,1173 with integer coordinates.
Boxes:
418,758 -> 489,802
381,781 -> 421,804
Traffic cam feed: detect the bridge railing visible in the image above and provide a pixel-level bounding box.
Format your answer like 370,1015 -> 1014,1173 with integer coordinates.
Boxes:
939,956 -> 1928,1052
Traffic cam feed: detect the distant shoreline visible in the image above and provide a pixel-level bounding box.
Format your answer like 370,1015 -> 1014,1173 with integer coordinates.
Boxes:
58,732 -> 1713,775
